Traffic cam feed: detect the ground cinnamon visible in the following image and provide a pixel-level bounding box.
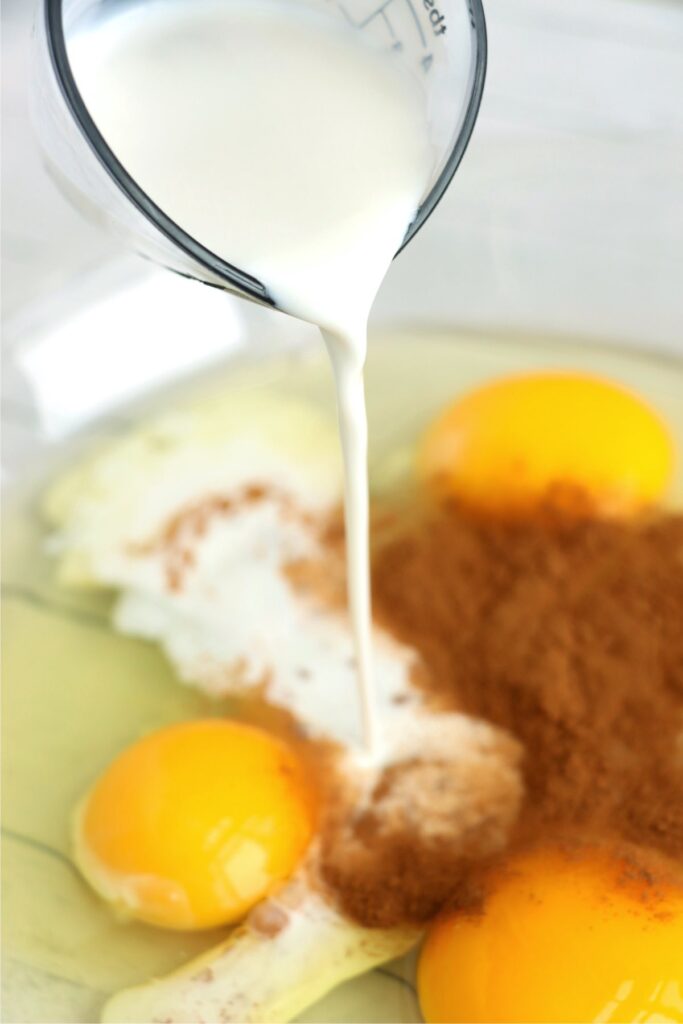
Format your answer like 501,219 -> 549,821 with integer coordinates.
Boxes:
319,498 -> 683,926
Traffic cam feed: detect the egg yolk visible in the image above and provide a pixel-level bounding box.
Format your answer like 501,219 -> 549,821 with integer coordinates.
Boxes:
418,372 -> 675,515
418,846 -> 683,1023
74,719 -> 315,930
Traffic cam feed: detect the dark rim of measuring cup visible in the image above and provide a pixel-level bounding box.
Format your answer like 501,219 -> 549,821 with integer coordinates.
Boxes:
397,0 -> 487,255
44,0 -> 487,306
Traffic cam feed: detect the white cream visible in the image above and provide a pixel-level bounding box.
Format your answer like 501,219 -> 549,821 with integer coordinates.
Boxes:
68,1 -> 435,758
45,392 -> 425,748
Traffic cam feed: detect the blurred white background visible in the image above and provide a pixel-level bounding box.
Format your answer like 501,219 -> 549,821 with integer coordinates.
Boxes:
2,0 -> 683,357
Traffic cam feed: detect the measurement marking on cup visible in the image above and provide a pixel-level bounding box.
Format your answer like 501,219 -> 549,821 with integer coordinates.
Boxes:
402,0 -> 426,44
338,0 -> 395,30
381,8 -> 397,38
422,0 -> 447,35
336,0 -> 439,68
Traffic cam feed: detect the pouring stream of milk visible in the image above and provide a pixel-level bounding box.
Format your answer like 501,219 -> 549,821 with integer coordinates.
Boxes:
69,0 -> 435,759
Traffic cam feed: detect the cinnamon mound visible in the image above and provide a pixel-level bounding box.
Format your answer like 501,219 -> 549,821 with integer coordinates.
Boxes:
372,501 -> 683,860
321,745 -> 523,927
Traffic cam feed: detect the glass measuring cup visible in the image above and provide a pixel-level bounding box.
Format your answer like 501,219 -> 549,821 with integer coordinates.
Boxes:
33,0 -> 487,307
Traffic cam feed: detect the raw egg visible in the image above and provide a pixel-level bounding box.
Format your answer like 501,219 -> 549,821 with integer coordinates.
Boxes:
418,846 -> 683,1023
74,719 -> 315,930
418,372 -> 675,515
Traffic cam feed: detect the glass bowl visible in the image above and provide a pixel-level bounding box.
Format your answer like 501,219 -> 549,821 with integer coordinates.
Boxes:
2,270 -> 681,1022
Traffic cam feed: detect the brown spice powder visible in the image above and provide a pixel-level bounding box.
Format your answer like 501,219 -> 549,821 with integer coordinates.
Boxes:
317,499 -> 683,927
128,483 -> 314,592
320,749 -> 524,927
372,502 -> 683,853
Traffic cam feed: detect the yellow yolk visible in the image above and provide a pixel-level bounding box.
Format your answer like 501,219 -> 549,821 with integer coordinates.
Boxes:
74,719 -> 315,930
418,846 -> 683,1023
418,372 -> 675,515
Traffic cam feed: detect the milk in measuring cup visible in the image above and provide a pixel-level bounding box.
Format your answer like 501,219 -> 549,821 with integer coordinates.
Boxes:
69,0 -> 436,758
